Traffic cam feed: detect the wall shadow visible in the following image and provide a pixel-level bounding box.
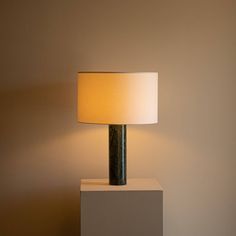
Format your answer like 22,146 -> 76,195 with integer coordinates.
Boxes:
0,188 -> 80,236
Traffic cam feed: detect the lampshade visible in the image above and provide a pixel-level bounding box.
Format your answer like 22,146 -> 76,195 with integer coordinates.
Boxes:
77,72 -> 158,124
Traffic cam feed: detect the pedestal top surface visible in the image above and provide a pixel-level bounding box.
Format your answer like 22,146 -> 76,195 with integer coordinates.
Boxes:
80,178 -> 163,191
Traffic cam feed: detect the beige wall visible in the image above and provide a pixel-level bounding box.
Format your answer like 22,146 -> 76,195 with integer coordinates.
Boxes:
0,0 -> 235,235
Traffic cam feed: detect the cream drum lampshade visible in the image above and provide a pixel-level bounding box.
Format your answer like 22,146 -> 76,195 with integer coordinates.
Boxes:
77,72 -> 158,125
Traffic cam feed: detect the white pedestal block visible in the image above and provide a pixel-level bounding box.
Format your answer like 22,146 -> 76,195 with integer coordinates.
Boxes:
80,178 -> 163,236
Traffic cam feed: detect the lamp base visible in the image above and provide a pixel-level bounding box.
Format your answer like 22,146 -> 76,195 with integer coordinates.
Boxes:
109,125 -> 126,185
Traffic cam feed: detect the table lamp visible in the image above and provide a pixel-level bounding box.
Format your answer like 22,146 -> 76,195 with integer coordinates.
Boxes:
77,72 -> 158,185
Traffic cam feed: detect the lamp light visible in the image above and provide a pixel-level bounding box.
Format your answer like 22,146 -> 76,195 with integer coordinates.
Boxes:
77,72 -> 158,185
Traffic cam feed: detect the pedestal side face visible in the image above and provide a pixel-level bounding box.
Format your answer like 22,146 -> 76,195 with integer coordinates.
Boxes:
81,190 -> 163,236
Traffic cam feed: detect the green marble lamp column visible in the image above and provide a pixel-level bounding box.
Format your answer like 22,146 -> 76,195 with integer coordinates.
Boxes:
109,125 -> 126,185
